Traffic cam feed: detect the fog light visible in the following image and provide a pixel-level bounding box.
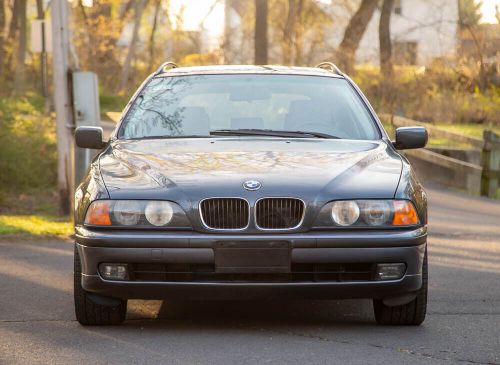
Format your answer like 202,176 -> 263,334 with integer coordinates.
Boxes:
375,263 -> 406,281
99,263 -> 128,280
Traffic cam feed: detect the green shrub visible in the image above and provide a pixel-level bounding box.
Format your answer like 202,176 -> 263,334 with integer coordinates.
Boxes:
0,94 -> 57,193
354,65 -> 500,127
99,94 -> 128,113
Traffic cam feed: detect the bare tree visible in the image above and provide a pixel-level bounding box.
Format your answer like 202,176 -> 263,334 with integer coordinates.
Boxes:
35,0 -> 49,98
0,0 -> 5,80
13,0 -> 26,93
336,0 -> 378,74
118,0 -> 134,18
35,0 -> 43,18
223,0 -> 233,63
379,0 -> 395,79
8,0 -> 20,39
282,0 -> 297,65
224,0 -> 249,63
119,0 -> 148,92
148,0 -> 162,71
458,0 -> 488,90
254,0 -> 268,64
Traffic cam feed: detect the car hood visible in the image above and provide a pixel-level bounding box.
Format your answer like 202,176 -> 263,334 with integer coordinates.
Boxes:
99,137 -> 403,202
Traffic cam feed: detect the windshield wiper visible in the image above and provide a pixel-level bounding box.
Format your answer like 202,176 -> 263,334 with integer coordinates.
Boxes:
127,135 -> 212,140
210,129 -> 340,139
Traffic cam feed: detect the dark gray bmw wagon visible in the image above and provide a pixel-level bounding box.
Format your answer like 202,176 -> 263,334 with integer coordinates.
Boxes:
74,63 -> 428,326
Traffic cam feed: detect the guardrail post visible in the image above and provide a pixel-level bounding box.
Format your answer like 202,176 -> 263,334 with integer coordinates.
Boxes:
481,130 -> 500,198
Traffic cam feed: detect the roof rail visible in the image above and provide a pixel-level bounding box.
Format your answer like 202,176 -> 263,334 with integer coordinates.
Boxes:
154,61 -> 178,76
315,62 -> 343,76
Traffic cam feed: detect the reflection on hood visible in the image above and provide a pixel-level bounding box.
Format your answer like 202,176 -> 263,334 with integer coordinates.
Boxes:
99,138 -> 402,200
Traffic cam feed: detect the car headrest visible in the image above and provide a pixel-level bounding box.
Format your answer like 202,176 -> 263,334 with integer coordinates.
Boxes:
284,100 -> 331,130
179,106 -> 210,135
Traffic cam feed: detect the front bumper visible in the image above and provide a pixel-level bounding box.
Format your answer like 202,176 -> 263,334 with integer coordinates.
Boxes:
75,226 -> 427,300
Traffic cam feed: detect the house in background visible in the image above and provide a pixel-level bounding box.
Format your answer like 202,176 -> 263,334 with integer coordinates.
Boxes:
324,0 -> 459,66
221,0 -> 460,67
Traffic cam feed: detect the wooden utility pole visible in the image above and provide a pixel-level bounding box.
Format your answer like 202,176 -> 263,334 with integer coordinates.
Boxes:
481,130 -> 500,198
51,0 -> 74,215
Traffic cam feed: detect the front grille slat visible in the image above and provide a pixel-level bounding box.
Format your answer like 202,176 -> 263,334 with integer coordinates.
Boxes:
200,198 -> 249,230
129,263 -> 375,282
256,198 -> 304,230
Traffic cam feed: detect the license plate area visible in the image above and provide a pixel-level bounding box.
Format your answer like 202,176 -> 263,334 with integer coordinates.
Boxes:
214,241 -> 290,274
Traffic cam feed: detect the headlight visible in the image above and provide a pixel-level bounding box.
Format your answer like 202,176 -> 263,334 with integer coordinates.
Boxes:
360,200 -> 392,226
145,201 -> 174,226
84,200 -> 190,228
331,201 -> 360,226
314,200 -> 420,228
113,200 -> 142,226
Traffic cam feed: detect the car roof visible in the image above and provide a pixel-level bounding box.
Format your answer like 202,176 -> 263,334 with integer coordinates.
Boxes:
155,65 -> 344,78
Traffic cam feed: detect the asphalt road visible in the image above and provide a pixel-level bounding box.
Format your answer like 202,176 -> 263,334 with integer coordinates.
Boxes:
1,186 -> 499,364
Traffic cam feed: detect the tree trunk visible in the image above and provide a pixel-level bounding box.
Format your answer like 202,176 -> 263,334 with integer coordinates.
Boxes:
35,0 -> 49,98
0,0 -> 5,80
13,0 -> 26,94
223,0 -> 233,64
336,0 -> 378,74
118,0 -> 134,18
119,0 -> 147,92
254,0 -> 268,65
148,0 -> 161,71
36,0 -> 43,18
8,0 -> 20,40
293,0 -> 304,65
282,0 -> 296,65
379,0 -> 395,79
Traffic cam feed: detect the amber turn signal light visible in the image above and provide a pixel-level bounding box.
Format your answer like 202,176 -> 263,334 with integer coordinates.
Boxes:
85,201 -> 112,225
392,201 -> 419,225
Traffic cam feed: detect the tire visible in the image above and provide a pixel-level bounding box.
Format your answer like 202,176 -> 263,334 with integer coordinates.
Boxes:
74,244 -> 127,325
373,249 -> 427,326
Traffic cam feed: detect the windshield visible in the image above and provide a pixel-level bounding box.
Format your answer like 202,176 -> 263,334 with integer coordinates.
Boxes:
119,74 -> 380,140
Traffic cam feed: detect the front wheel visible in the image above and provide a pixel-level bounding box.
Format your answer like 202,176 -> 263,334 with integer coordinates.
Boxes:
373,249 -> 427,325
74,245 -> 127,325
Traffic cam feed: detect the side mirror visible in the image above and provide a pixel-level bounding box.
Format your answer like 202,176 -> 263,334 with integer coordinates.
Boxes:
393,127 -> 428,150
75,126 -> 106,149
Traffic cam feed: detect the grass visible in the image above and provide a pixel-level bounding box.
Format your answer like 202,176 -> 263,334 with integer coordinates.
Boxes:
426,138 -> 474,149
0,189 -> 72,239
0,215 -> 72,238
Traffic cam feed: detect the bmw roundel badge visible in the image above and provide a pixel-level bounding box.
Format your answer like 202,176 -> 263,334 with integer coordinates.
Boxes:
243,180 -> 262,191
